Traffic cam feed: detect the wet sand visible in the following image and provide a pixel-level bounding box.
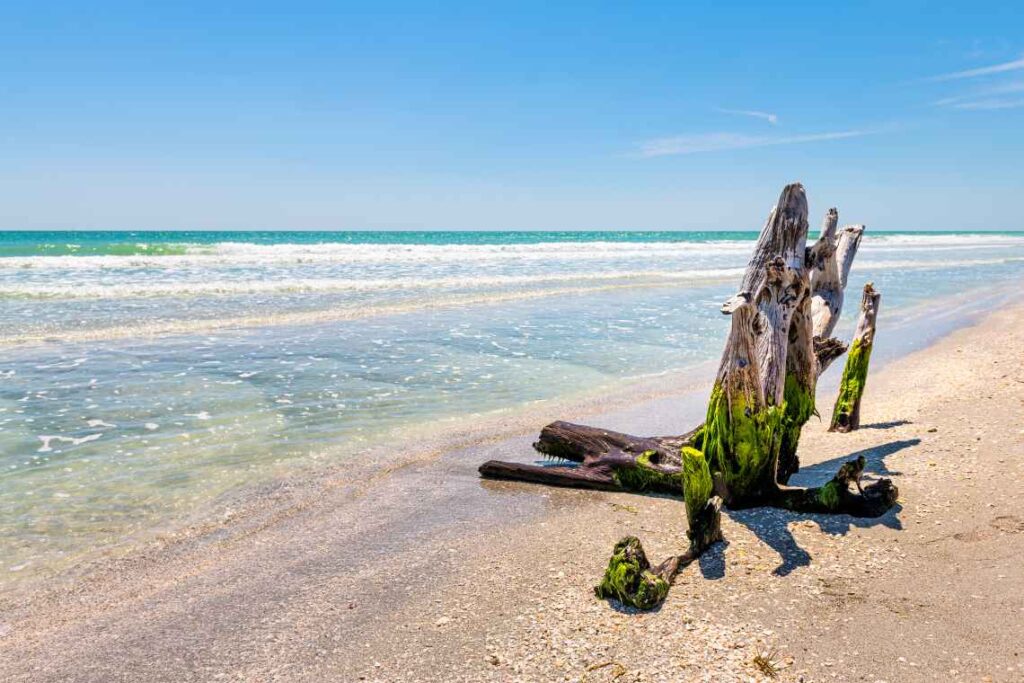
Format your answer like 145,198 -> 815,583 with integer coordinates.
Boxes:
1,306 -> 1023,682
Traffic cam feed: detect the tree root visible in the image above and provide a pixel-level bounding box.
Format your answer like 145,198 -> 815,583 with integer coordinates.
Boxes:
593,457 -> 897,610
595,497 -> 722,610
772,455 -> 898,517
482,428 -> 899,521
479,422 -> 699,494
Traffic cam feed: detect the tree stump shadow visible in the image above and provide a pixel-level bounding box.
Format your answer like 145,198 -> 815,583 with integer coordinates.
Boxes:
727,439 -> 917,576
858,419 -> 913,431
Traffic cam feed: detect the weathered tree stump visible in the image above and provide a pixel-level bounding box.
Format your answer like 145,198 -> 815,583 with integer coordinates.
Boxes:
830,282 -> 880,432
777,216 -> 865,479
479,184 -> 897,610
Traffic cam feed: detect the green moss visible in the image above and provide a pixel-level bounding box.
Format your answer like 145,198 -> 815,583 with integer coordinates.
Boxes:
594,536 -> 669,610
831,337 -> 872,427
612,450 -> 682,493
701,383 -> 783,499
779,372 -> 816,479
680,447 -> 713,526
783,373 -> 815,430
688,425 -> 706,451
816,480 -> 842,510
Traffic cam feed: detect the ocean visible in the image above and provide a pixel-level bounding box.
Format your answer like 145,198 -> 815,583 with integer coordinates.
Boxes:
2,229 -> 1023,584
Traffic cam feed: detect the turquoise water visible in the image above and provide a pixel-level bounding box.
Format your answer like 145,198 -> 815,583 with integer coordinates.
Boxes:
0,230 -> 771,256
1,229 -> 1023,583
3,228 -> 1023,253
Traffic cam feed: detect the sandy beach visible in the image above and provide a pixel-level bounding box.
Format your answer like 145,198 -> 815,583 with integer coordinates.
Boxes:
0,302 -> 1021,682
6,4 -> 1024,681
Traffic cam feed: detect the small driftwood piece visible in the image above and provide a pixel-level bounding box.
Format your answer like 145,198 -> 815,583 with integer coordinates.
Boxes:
830,282 -> 881,432
594,494 -> 723,610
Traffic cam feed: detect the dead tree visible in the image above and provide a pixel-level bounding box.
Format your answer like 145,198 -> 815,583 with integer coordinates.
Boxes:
809,208 -> 841,336
481,192 -> 863,490
480,184 -> 897,609
837,225 -> 865,290
773,218 -> 864,480
830,282 -> 880,432
810,220 -> 864,372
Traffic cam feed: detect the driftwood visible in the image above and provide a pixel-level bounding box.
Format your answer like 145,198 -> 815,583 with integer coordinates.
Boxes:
776,216 -> 863,479
814,336 -> 849,375
809,208 -> 841,340
811,219 -> 864,341
836,225 -> 865,290
479,422 -> 696,492
481,204 -> 863,492
809,220 -> 864,377
479,184 -> 897,609
830,282 -> 881,432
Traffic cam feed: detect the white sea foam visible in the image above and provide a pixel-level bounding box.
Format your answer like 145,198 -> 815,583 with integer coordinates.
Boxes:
0,268 -> 747,299
863,233 -> 1024,247
37,433 -> 102,452
2,255 -> 1021,300
0,240 -> 751,270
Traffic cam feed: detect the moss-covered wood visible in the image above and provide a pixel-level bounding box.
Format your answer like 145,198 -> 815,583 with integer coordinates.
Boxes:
774,455 -> 898,516
777,282 -> 818,484
478,183 -> 898,611
779,214 -> 867,480
777,372 -> 816,484
597,457 -> 723,610
830,283 -> 880,432
479,422 -> 696,492
701,291 -> 783,505
594,536 -> 670,610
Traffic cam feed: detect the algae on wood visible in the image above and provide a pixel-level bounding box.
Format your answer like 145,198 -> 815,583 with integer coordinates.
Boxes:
830,282 -> 881,433
480,183 -> 897,610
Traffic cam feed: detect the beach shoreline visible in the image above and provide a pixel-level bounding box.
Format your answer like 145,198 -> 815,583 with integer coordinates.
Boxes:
5,230 -> 1024,593
1,279 -> 1013,598
2,300 -> 1023,681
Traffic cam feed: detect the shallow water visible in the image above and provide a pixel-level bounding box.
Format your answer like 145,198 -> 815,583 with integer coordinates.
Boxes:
1,230 -> 1023,583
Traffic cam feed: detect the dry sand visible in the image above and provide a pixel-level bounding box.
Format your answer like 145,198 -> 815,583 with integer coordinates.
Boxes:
1,306 -> 1023,682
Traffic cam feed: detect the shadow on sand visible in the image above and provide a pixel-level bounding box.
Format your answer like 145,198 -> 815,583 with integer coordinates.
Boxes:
727,438 -> 919,576
858,419 -> 913,431
483,437 -> 920,593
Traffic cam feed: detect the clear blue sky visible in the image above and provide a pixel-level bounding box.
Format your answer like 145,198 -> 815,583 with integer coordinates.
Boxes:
1,1 -> 1022,230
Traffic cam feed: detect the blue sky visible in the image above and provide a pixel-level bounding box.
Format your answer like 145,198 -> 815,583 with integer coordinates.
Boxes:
1,1 -> 1022,230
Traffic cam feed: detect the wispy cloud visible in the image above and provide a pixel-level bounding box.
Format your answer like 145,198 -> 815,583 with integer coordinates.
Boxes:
640,130 -> 868,157
924,54 -> 1024,82
933,81 -> 1024,110
716,108 -> 779,125
950,98 -> 1024,111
